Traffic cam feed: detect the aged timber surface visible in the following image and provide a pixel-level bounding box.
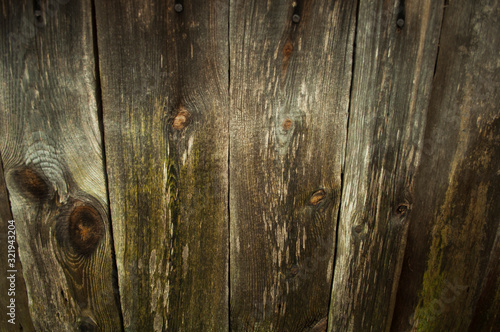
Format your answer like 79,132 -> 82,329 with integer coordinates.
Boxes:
0,0 -> 122,331
392,0 -> 500,330
0,155 -> 34,331
229,0 -> 356,330
95,0 -> 229,330
328,0 -> 444,330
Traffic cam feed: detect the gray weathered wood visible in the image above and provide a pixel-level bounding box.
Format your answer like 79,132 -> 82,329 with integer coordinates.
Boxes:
391,0 -> 500,330
229,0 -> 356,330
95,0 -> 229,330
328,0 -> 444,330
0,155 -> 34,331
0,1 -> 122,330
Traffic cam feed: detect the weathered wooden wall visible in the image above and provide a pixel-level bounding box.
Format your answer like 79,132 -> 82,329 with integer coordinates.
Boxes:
0,0 -> 498,331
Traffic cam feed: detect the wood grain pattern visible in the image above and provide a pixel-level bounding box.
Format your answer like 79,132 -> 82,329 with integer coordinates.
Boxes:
0,155 -> 34,331
391,0 -> 500,330
0,1 -> 122,330
229,0 -> 356,330
95,0 -> 229,330
1,1 -> 499,330
328,0 -> 444,330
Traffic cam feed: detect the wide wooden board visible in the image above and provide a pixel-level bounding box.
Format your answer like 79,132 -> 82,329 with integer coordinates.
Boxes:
0,0 -> 122,330
95,0 -> 229,330
229,0 -> 356,330
392,0 -> 500,330
328,0 -> 444,330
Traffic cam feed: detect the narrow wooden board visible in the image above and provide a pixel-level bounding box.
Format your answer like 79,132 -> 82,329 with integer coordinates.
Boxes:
391,0 -> 500,330
0,155 -> 34,331
0,0 -> 122,330
328,0 -> 444,330
95,0 -> 229,330
229,1 -> 356,330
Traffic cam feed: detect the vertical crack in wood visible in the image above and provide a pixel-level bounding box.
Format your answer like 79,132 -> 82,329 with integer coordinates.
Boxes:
326,0 -> 360,330
227,1 -> 231,331
90,0 -> 125,330
432,1 -> 448,79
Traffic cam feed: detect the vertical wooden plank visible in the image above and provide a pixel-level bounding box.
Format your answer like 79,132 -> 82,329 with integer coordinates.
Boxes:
328,0 -> 444,330
94,0 -> 229,330
0,0 -> 122,331
0,155 -> 34,331
391,0 -> 500,330
229,0 -> 356,330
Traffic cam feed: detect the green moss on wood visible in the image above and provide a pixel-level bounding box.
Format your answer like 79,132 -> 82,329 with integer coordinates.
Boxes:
414,118 -> 500,331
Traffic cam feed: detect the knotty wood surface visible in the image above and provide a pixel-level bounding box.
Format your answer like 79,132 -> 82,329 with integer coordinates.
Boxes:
229,0 -> 356,330
0,0 -> 498,331
0,1 -> 122,330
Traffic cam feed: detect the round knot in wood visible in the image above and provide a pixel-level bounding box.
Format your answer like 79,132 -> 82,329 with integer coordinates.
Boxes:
309,189 -> 326,206
395,203 -> 409,215
282,118 -> 293,131
12,168 -> 50,202
172,107 -> 191,130
69,205 -> 104,255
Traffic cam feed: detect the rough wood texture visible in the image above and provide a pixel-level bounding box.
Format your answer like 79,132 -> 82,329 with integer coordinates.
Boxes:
95,0 -> 229,330
468,231 -> 500,331
0,155 -> 34,331
229,0 -> 356,330
328,0 -> 444,330
2,1 -> 499,330
391,0 -> 500,330
0,1 -> 122,330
